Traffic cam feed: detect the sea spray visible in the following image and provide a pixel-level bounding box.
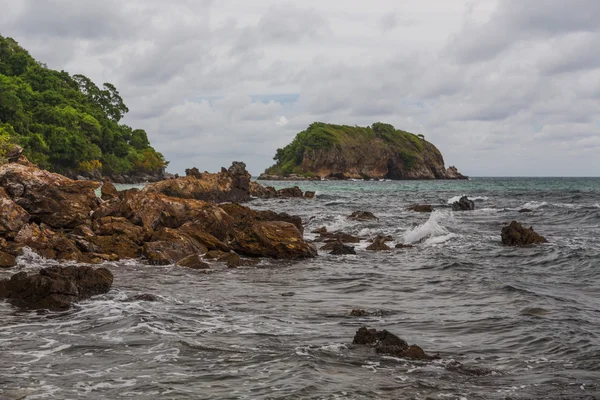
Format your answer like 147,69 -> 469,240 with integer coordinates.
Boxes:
402,210 -> 455,244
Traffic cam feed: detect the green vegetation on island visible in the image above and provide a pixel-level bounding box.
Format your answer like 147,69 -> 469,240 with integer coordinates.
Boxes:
0,35 -> 166,178
263,122 -> 466,180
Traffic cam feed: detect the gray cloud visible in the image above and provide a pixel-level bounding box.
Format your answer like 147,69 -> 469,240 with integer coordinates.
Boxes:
0,0 -> 598,176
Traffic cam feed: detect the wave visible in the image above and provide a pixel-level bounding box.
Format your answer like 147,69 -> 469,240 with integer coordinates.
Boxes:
521,201 -> 548,210
402,211 -> 456,245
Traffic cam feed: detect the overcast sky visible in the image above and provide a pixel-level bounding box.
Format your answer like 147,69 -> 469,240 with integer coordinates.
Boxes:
1,0 -> 599,176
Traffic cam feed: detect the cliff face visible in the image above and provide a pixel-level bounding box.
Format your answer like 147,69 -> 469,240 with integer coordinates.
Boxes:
263,122 -> 467,180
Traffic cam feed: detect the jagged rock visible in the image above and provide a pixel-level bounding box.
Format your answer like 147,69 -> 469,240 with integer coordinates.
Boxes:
276,186 -> 304,198
366,236 -> 391,251
177,254 -> 210,270
446,166 -> 468,180
0,265 -> 113,310
143,161 -> 252,203
14,223 -> 82,261
185,167 -> 202,178
352,326 -> 437,360
501,221 -> 548,246
178,223 -> 230,252
348,211 -> 378,221
89,235 -> 140,259
228,221 -> 317,259
0,187 -> 30,239
100,180 -> 119,201
0,251 -> 16,268
219,203 -> 304,234
249,181 -> 277,198
329,242 -> 356,255
93,216 -> 149,244
452,196 -> 475,211
408,204 -> 433,212
0,162 -> 100,228
304,191 -> 316,199
142,228 -> 207,265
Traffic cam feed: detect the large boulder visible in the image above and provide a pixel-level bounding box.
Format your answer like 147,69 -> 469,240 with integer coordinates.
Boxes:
501,221 -> 548,246
0,265 -> 113,310
0,162 -> 99,229
100,181 -> 119,201
352,326 -> 437,360
219,203 -> 304,234
142,161 -> 252,203
0,187 -> 30,239
142,228 -> 207,265
276,186 -> 304,198
228,220 -> 317,259
452,196 -> 475,211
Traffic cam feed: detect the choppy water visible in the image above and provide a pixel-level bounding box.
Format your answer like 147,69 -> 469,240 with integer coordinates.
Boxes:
1,177 -> 599,399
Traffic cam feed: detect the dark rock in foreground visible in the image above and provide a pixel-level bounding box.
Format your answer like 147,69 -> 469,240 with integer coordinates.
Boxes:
352,326 -> 438,360
0,266 -> 113,310
501,221 -> 548,246
348,211 -> 378,221
329,242 -> 356,255
452,196 -> 475,211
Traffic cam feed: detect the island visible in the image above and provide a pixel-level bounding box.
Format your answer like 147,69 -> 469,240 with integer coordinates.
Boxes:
260,122 -> 467,180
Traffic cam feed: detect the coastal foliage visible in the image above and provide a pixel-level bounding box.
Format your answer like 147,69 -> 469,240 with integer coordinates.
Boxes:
0,34 -> 167,176
268,122 -> 428,176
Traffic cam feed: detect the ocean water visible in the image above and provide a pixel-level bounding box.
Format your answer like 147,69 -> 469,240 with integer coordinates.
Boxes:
1,177 -> 599,399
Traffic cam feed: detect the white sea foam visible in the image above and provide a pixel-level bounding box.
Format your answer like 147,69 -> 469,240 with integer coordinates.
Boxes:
402,211 -> 455,245
522,201 -> 548,210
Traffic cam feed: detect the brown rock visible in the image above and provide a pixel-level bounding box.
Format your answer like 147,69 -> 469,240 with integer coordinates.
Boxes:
0,187 -> 30,239
220,252 -> 241,268
93,216 -> 149,244
89,235 -> 140,259
352,326 -> 437,360
0,162 -> 99,229
366,236 -> 391,251
100,181 -> 119,201
350,309 -> 367,316
0,265 -> 113,310
142,228 -> 207,265
220,203 -> 304,234
276,186 -> 304,198
0,251 -> 16,268
249,181 -> 277,199
229,220 -> 317,259
501,221 -> 548,246
304,191 -> 316,199
319,231 -> 360,243
178,223 -> 230,251
311,226 -> 327,234
329,242 -> 356,255
348,211 -> 378,221
408,204 -> 433,212
177,254 -> 210,270
14,223 -> 82,260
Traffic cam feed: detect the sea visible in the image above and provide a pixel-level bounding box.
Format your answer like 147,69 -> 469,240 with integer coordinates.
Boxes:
1,177 -> 599,400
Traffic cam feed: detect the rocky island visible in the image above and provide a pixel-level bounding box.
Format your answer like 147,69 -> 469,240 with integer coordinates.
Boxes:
260,122 -> 467,180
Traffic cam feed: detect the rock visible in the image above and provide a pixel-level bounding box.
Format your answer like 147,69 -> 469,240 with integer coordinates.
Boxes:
142,228 -> 207,265
143,161 -> 252,203
14,223 -> 82,260
177,254 -> 210,270
304,191 -> 316,199
249,181 -> 277,198
352,326 -> 437,360
89,234 -> 141,259
446,166 -> 468,180
280,292 -> 295,296
501,221 -> 548,246
329,242 -> 356,255
0,265 -> 113,310
219,203 -> 304,234
0,187 -> 30,239
127,293 -> 160,302
452,196 -> 475,211
0,251 -> 16,268
395,243 -> 414,249
276,186 -> 304,198
318,231 -> 360,243
311,226 -> 327,234
100,181 -> 119,201
220,252 -> 241,268
348,211 -> 378,221
0,162 -> 100,229
366,236 -> 391,251
178,223 -> 230,252
350,309 -> 367,316
408,204 -> 433,212
185,167 -> 202,178
228,220 -> 317,259
93,216 -> 149,244
518,208 -> 532,213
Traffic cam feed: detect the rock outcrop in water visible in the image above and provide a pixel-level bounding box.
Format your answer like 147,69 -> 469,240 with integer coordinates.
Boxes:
452,196 -> 475,211
0,157 -> 316,269
353,326 -> 438,360
501,221 -> 548,245
261,122 -> 467,180
0,265 -> 113,310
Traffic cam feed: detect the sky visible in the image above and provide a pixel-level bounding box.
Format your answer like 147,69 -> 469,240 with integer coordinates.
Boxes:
1,0 -> 599,176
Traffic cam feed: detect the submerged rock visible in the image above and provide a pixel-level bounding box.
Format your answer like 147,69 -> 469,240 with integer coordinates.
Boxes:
304,191 -> 316,199
452,196 -> 475,211
177,254 -> 210,270
350,309 -> 367,316
352,326 -> 437,360
0,266 -> 113,310
318,231 -> 361,243
518,208 -> 532,213
395,243 -> 415,249
366,236 -> 391,251
407,204 -> 433,212
329,242 -> 356,255
501,221 -> 548,246
348,211 -> 378,221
